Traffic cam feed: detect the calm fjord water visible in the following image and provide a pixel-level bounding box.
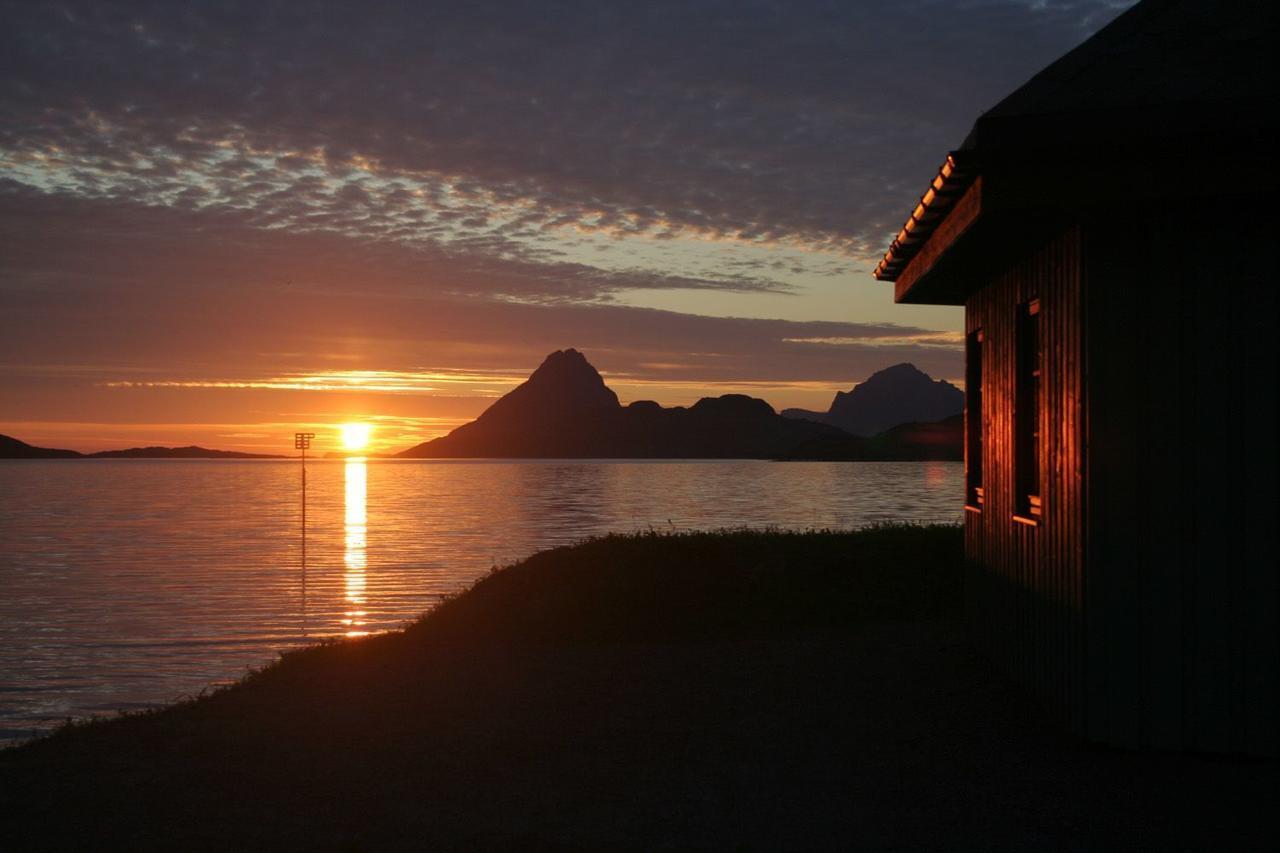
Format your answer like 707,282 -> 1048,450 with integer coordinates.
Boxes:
0,458 -> 961,742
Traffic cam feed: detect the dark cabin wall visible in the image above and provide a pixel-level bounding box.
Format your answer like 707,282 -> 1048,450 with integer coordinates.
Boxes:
964,225 -> 1086,733
1083,204 -> 1279,756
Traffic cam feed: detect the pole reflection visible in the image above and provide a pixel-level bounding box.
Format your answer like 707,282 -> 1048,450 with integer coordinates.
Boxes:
344,459 -> 369,637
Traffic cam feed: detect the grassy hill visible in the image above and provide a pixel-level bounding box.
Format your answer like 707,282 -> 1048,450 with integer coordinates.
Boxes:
2,526 -> 1274,851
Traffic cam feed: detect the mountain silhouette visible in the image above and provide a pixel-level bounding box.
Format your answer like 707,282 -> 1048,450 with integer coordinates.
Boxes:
1,434 -> 283,459
0,434 -> 82,458
778,414 -> 962,461
87,446 -> 284,459
481,348 -> 620,422
781,363 -> 962,437
397,349 -> 846,459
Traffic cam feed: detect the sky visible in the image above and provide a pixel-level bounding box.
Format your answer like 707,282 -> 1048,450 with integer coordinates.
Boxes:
0,0 -> 1133,453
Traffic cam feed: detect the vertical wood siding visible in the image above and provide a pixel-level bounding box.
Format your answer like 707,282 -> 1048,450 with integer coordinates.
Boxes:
965,225 -> 1086,733
1084,204 -> 1279,756
963,209 -> 1279,756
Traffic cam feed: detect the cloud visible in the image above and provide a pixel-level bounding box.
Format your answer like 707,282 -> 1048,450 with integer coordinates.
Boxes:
0,183 -> 966,390
0,180 -> 793,302
782,331 -> 964,348
1,0 -> 1136,448
1,0 -> 1134,273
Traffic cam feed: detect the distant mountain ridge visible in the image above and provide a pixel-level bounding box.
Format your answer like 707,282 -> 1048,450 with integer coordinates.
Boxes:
88,446 -> 284,459
778,415 -> 962,462
0,434 -> 81,458
397,349 -> 848,459
4,356 -> 964,462
781,363 -> 962,437
0,434 -> 284,459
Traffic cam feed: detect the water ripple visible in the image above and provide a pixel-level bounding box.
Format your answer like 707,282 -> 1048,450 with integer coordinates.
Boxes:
0,458 -> 961,742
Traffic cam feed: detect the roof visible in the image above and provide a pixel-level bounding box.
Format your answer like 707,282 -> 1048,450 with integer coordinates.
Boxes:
874,0 -> 1280,299
872,152 -> 977,282
974,0 -> 1273,131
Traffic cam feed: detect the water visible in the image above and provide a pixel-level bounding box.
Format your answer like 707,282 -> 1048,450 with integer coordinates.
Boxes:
0,458 -> 961,743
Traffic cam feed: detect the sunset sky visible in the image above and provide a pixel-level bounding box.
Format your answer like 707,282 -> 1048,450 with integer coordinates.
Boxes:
1,1 -> 1133,454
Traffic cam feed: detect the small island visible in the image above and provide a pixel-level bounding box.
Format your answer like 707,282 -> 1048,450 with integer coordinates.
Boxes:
1,434 -> 285,459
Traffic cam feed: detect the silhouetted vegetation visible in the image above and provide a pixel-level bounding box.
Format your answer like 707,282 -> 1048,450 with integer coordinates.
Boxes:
416,524 -> 963,645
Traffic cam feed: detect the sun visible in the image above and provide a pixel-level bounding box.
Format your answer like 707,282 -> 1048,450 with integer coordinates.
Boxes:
339,422 -> 372,451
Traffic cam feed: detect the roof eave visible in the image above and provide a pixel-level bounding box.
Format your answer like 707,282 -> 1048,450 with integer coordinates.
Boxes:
890,175 -> 984,306
872,151 -> 979,290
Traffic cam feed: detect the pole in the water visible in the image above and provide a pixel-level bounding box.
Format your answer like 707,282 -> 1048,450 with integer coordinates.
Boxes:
294,432 -> 315,637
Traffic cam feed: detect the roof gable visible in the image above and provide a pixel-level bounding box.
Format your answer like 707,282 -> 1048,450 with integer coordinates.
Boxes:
976,0 -> 1273,129
875,0 -> 1280,302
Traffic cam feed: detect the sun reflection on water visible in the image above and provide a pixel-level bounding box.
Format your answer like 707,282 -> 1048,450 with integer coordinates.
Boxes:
923,461 -> 948,488
343,459 -> 369,637
1,460 -> 966,742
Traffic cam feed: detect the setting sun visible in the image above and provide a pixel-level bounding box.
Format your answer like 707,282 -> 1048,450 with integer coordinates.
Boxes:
339,422 -> 372,451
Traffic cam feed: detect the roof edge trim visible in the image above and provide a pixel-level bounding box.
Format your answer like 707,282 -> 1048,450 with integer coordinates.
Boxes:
873,151 -> 979,282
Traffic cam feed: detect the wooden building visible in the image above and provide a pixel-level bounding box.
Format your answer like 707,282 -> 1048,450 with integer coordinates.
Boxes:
874,0 -> 1278,755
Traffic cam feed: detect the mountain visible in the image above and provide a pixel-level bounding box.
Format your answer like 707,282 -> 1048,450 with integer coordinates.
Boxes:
397,349 -> 846,459
1,434 -> 284,459
0,434 -> 82,458
778,415 -> 962,462
87,446 -> 284,459
781,363 -> 963,437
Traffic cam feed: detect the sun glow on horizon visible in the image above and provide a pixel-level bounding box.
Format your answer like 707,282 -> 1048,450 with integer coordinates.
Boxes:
339,422 -> 372,451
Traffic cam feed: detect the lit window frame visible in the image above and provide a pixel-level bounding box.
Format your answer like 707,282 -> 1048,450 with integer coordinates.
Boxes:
964,328 -> 984,513
1014,298 -> 1042,526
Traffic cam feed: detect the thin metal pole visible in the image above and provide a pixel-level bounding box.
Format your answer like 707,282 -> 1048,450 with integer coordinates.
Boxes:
301,443 -> 307,636
301,443 -> 306,577
294,431 -> 314,639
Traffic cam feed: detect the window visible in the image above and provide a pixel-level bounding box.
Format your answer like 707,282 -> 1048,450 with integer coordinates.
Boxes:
965,329 -> 983,510
1015,299 -> 1041,521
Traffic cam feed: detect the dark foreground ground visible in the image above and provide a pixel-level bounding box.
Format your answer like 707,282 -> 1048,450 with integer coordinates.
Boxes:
2,527 -> 1276,851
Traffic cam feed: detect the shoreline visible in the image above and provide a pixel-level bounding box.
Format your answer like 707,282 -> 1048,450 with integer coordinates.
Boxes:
3,526 -> 1275,849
